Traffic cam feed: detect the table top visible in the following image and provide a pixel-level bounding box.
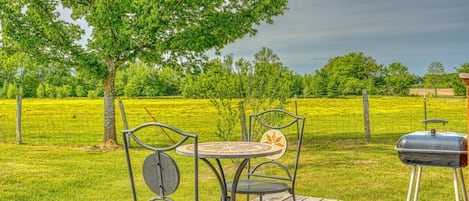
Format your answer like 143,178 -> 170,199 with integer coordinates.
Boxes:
176,141 -> 282,159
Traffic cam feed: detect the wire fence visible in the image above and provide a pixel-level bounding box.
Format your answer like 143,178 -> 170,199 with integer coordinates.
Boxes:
0,96 -> 467,146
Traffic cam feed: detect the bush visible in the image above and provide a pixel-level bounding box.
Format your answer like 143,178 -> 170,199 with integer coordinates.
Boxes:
36,84 -> 45,98
45,84 -> 56,98
7,83 -> 16,99
124,83 -> 139,97
57,85 -> 73,98
75,85 -> 87,97
87,90 -> 99,99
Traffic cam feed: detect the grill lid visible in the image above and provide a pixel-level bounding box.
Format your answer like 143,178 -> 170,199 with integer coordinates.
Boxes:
395,131 -> 467,154
395,118 -> 467,167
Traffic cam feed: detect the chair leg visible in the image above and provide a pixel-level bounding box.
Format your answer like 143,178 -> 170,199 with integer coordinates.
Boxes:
291,189 -> 296,201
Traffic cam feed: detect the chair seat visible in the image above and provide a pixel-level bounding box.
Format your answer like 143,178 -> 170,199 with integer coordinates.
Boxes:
226,179 -> 289,194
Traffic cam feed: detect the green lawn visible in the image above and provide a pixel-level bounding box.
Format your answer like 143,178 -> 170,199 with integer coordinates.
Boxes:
1,140 -> 465,200
0,96 -> 467,200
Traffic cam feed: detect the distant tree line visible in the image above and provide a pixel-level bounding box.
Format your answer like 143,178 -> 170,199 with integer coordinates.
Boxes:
1,48 -> 468,99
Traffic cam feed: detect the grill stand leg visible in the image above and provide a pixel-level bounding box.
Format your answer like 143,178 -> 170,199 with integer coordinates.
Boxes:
414,166 -> 422,201
454,168 -> 468,201
407,165 -> 467,201
453,168 -> 461,201
406,166 -> 467,201
407,165 -> 422,201
406,165 -> 416,201
458,168 -> 467,201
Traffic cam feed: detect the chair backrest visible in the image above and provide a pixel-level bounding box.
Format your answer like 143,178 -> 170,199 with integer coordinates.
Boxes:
119,99 -> 132,148
247,109 -> 305,185
118,99 -> 130,130
122,122 -> 198,201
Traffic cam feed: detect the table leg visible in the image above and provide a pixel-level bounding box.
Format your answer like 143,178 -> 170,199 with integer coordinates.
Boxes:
230,158 -> 249,201
216,159 -> 227,192
201,158 -> 228,200
200,158 -> 250,201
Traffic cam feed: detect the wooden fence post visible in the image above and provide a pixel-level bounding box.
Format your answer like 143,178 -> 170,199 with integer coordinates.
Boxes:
16,95 -> 22,144
238,101 -> 247,141
459,73 -> 469,133
458,73 -> 469,182
362,89 -> 370,141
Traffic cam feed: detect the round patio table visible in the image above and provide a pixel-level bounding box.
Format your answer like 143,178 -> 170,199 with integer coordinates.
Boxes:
177,141 -> 282,201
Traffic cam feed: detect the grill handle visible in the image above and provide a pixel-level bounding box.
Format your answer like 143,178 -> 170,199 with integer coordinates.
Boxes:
423,118 -> 448,135
423,118 -> 448,125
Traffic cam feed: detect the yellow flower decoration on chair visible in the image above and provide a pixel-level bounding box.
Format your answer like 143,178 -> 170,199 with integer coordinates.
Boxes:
260,129 -> 287,160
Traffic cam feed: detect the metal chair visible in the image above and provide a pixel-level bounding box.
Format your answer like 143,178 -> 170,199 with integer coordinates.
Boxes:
119,99 -> 132,148
118,99 -> 130,130
227,109 -> 305,201
122,121 -> 198,200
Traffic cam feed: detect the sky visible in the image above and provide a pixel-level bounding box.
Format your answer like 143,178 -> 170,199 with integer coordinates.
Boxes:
58,0 -> 469,76
212,0 -> 469,76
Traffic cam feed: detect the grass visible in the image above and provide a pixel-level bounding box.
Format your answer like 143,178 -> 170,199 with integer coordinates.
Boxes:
1,140 -> 465,200
0,96 -> 467,200
0,144 -> 127,201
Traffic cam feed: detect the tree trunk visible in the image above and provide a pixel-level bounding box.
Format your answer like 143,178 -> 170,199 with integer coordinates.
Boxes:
102,57 -> 118,145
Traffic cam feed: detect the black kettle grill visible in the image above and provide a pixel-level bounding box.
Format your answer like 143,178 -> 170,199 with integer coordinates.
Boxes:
395,119 -> 468,201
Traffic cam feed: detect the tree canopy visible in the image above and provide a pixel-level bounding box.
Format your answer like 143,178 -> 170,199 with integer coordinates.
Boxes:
424,61 -> 446,96
0,0 -> 288,145
453,63 -> 469,96
313,52 -> 384,96
383,62 -> 416,95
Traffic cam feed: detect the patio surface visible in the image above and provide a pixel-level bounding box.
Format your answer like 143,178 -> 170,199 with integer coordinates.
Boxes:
250,192 -> 341,201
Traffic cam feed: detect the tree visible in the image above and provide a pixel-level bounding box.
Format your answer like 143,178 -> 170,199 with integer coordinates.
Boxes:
453,63 -> 469,96
304,69 -> 328,97
36,84 -> 46,98
6,83 -> 16,99
206,56 -> 239,141
1,0 -> 288,145
75,85 -> 87,97
424,61 -> 445,96
0,50 -> 39,97
181,48 -> 296,140
321,52 -> 383,96
384,62 -> 416,95
249,47 -> 295,102
181,56 -> 239,99
237,48 -> 295,140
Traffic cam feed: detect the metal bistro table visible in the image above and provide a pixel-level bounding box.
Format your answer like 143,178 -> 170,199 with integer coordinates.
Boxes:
176,141 -> 282,201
